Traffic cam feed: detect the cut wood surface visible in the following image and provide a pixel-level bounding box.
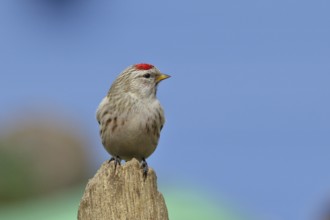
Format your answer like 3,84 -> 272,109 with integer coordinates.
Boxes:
78,158 -> 169,220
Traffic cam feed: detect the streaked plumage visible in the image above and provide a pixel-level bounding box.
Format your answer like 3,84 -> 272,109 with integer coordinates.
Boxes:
96,63 -> 170,176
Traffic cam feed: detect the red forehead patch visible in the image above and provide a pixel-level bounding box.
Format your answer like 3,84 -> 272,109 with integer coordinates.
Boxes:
134,63 -> 154,70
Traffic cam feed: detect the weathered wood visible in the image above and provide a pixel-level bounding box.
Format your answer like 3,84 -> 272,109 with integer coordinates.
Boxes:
78,158 -> 168,220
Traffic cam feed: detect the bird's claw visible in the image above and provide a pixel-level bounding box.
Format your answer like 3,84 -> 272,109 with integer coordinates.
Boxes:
108,156 -> 121,171
140,158 -> 149,179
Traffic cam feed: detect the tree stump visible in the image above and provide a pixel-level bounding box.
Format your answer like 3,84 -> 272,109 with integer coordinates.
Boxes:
77,158 -> 169,220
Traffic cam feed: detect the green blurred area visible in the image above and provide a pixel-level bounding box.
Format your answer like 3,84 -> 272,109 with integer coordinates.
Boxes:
164,188 -> 244,220
0,185 -> 245,220
0,186 -> 82,220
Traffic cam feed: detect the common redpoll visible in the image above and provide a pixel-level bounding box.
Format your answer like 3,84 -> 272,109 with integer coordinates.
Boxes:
96,63 -> 170,177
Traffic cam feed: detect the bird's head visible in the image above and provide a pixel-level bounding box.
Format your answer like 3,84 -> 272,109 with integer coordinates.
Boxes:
110,63 -> 170,99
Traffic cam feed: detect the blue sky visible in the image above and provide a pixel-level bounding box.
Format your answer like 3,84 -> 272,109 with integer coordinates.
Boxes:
0,0 -> 330,219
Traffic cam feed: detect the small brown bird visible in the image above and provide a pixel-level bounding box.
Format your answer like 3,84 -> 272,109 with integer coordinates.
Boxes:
96,63 -> 170,176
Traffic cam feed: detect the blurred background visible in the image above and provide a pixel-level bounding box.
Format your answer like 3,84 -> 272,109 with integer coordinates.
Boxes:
0,0 -> 329,219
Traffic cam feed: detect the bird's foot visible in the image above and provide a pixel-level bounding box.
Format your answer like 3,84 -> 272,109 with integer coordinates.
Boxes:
140,158 -> 149,179
108,156 -> 121,171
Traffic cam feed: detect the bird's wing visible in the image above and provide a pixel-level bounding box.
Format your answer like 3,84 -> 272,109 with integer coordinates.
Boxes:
96,97 -> 109,124
159,107 -> 165,131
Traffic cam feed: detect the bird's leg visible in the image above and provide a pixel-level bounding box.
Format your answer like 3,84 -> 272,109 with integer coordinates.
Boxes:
108,156 -> 121,171
140,158 -> 149,179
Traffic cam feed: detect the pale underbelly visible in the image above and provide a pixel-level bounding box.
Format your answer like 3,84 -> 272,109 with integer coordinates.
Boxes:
102,121 -> 158,161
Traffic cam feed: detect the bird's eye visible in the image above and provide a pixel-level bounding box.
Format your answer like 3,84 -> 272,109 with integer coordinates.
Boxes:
143,73 -> 151,78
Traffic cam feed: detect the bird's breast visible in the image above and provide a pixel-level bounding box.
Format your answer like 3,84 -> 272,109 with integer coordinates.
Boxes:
100,98 -> 164,159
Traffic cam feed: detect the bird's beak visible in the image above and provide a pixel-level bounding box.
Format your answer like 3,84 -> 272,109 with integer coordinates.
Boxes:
156,73 -> 171,83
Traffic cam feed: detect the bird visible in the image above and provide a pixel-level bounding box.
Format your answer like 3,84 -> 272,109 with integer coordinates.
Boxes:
96,63 -> 170,177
